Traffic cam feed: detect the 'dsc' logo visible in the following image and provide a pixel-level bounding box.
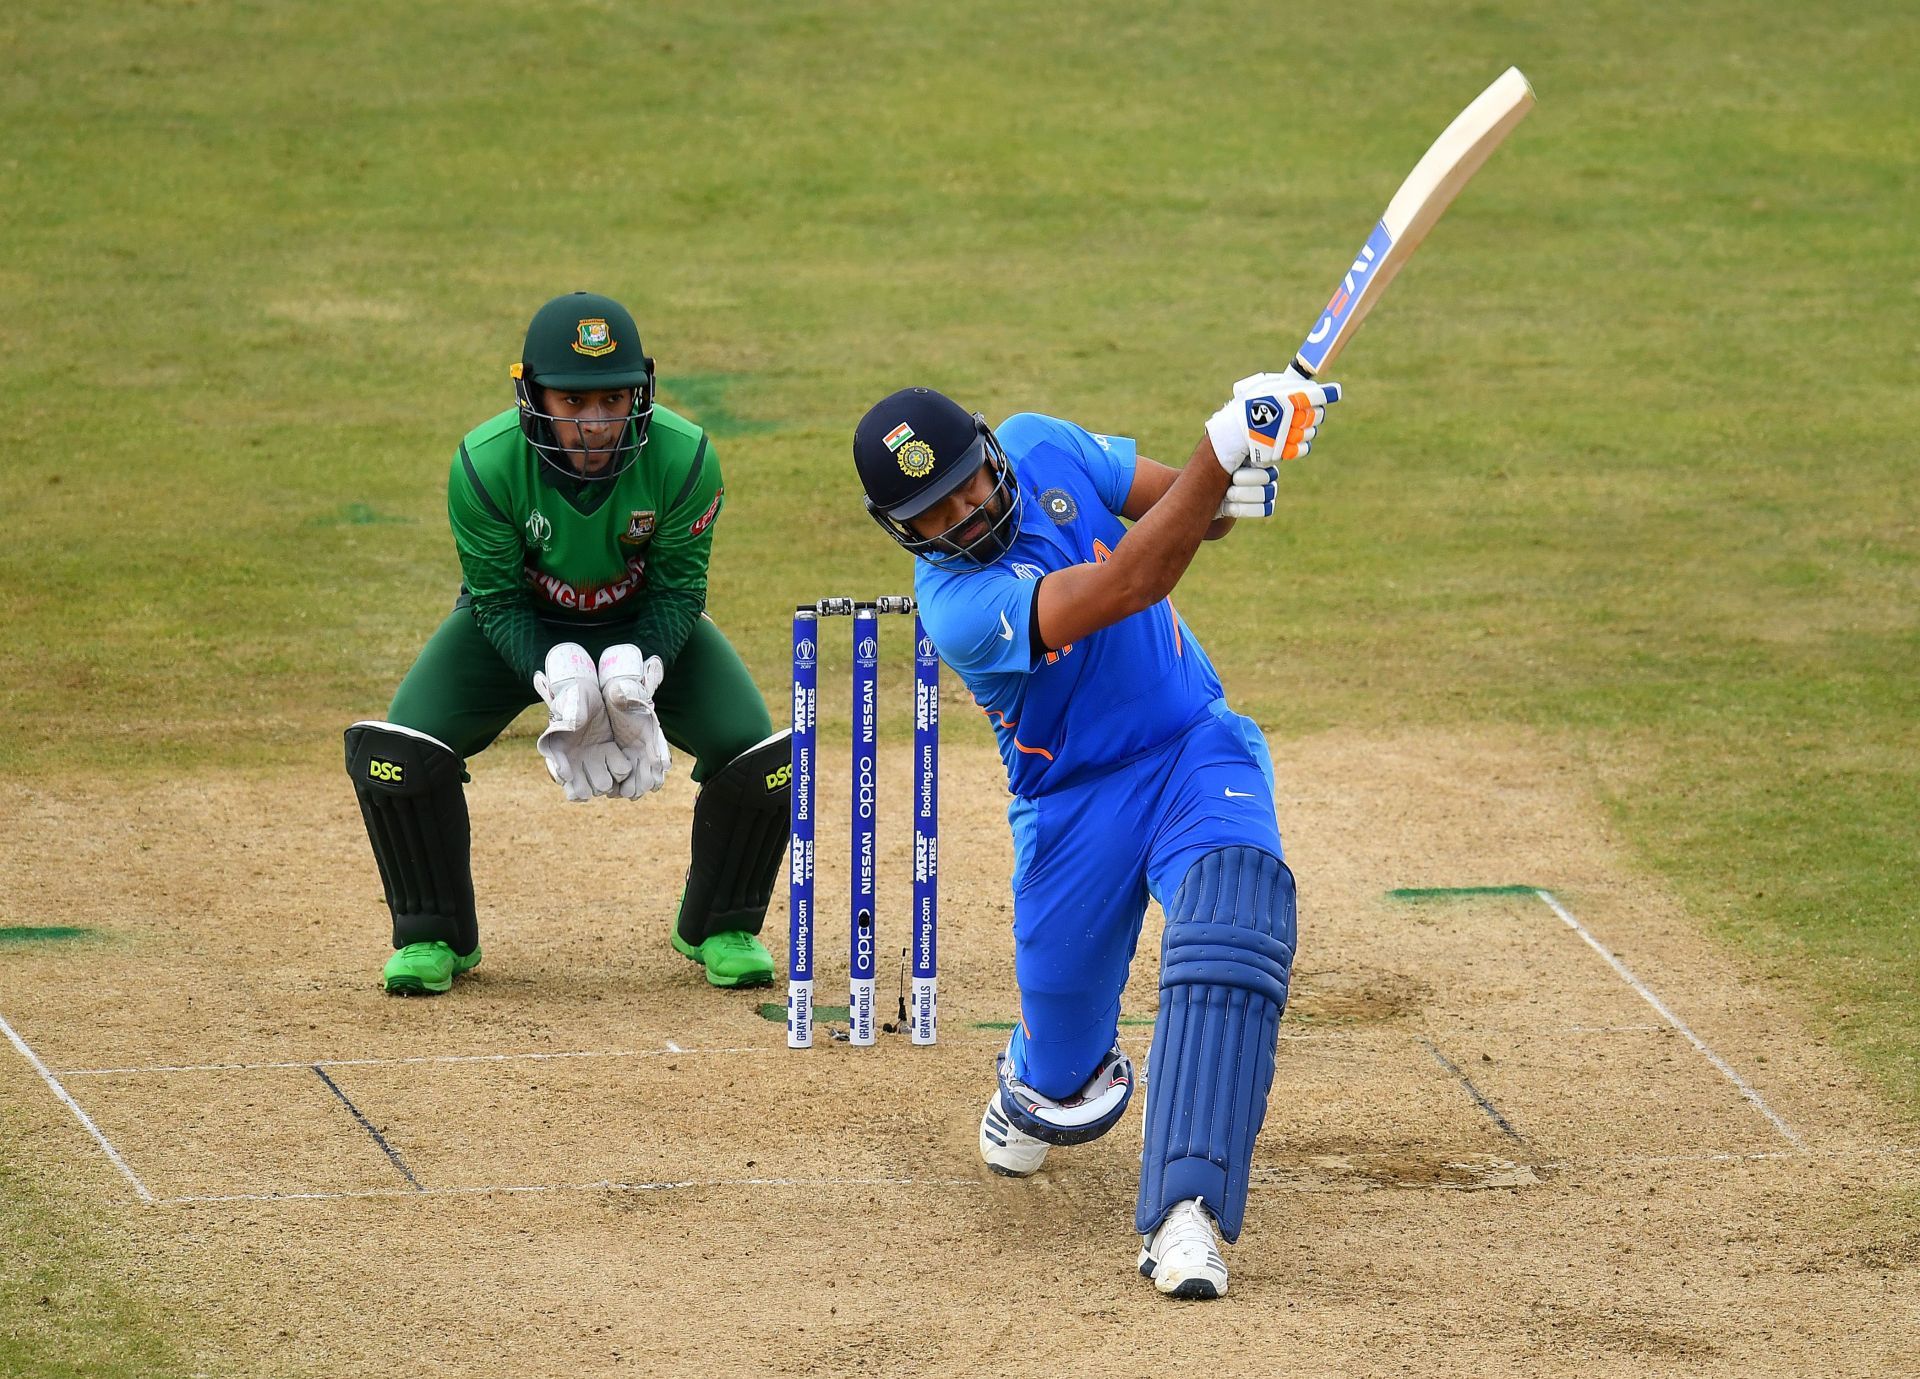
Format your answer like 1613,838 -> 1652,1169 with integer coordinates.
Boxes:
367,757 -> 405,784
765,762 -> 792,792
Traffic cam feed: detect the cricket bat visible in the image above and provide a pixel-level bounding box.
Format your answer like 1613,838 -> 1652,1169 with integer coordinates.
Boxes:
1292,66 -> 1536,378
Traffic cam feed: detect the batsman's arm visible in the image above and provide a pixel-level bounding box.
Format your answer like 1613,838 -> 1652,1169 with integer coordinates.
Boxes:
1033,436 -> 1231,651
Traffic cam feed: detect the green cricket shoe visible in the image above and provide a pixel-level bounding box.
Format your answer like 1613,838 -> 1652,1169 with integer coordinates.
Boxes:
671,929 -> 775,988
381,940 -> 483,996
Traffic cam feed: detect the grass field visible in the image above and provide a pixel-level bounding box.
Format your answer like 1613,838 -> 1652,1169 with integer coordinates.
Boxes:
2,0 -> 1914,1371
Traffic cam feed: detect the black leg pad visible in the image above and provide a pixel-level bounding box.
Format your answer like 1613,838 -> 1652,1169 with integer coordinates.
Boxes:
344,721 -> 478,953
677,731 -> 792,946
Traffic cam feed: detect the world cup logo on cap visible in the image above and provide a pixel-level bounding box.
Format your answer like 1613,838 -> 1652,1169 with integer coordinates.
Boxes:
896,439 -> 936,479
573,318 -> 617,357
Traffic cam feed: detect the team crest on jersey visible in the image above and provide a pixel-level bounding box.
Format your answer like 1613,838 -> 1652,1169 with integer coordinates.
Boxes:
525,510 -> 553,548
896,439 -> 936,479
1039,488 -> 1077,524
1011,562 -> 1044,581
620,510 -> 656,546
572,318 -> 617,357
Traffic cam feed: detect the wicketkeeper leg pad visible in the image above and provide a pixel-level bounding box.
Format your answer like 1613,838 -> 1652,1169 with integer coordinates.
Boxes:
1136,845 -> 1296,1243
344,721 -> 478,954
676,730 -> 792,946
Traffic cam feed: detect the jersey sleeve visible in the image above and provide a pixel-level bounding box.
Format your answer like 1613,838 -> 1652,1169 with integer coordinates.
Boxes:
626,435 -> 719,668
447,443 -> 554,684
916,565 -> 1040,678
1000,413 -> 1136,514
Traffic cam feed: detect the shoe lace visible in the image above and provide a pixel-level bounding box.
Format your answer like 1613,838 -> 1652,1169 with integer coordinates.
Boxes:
1157,1200 -> 1218,1253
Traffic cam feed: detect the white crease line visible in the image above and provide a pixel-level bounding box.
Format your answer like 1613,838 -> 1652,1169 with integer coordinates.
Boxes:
148,1147 -> 1920,1207
1541,1145 -> 1920,1171
158,1175 -> 985,1206
1536,889 -> 1805,1150
0,1010 -> 153,1202
59,1030 -> 1382,1078
57,1045 -> 774,1077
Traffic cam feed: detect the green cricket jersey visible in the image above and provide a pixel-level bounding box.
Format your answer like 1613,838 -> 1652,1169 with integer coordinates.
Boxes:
447,404 -> 724,683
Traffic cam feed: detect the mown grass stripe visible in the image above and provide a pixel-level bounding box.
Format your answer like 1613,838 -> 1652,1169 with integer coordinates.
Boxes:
0,925 -> 94,943
1388,886 -> 1539,901
758,1003 -> 851,1023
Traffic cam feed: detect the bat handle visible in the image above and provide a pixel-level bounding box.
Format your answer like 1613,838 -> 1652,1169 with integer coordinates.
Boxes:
1288,356 -> 1342,406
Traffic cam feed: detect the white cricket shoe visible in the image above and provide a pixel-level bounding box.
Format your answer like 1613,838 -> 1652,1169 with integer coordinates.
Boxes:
1137,1198 -> 1229,1299
977,1091 -> 1050,1177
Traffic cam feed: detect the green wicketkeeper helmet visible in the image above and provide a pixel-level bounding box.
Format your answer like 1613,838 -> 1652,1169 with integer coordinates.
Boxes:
513,291 -> 656,481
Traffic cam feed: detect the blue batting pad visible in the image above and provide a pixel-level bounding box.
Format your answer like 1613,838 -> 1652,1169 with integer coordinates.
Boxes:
1136,846 -> 1296,1242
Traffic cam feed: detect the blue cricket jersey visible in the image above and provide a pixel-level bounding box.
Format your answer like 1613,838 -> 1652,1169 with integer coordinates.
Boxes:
913,413 -> 1226,797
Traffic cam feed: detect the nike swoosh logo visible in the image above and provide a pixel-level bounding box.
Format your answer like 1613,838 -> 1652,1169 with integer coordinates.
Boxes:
998,610 -> 1015,641
1223,787 -> 1254,798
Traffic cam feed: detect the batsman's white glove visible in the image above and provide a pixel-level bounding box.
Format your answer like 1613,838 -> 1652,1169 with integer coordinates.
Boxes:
1217,465 -> 1279,519
533,642 -> 632,802
1204,369 -> 1343,472
597,643 -> 671,799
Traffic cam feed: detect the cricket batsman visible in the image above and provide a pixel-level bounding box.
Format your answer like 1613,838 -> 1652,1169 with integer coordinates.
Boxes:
851,370 -> 1340,1298
345,292 -> 789,995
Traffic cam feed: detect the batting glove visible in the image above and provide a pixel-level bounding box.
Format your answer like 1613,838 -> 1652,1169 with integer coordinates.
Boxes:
1204,369 -> 1344,473
1217,465 -> 1279,519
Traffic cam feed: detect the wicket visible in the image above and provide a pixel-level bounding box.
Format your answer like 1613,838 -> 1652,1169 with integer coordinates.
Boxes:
788,597 -> 940,1049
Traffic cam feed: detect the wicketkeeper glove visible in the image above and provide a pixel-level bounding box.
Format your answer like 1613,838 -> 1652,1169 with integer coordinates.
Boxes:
533,642 -> 632,802
597,643 -> 671,799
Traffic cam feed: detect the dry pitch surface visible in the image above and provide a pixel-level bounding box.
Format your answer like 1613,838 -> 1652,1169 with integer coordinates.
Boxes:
3,727 -> 1915,1377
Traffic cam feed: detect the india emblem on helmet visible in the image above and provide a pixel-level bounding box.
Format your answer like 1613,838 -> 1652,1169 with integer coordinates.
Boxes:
896,439 -> 937,478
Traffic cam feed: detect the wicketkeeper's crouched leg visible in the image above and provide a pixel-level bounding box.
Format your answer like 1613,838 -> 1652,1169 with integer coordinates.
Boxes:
345,721 -> 484,995
653,616 -> 785,985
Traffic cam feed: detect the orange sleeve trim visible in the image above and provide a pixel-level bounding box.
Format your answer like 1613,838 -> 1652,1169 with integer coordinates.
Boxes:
1012,738 -> 1055,761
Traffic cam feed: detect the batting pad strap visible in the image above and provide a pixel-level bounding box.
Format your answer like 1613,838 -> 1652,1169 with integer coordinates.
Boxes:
344,721 -> 478,953
1137,846 -> 1297,1244
677,731 -> 793,946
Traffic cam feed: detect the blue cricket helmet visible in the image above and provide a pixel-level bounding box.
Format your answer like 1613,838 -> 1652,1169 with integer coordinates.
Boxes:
852,387 -> 1021,566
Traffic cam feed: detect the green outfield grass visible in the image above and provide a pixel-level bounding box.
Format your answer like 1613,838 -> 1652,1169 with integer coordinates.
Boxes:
1,0 -> 1914,1366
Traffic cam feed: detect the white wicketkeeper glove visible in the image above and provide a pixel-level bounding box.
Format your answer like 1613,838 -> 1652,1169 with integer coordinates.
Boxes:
1203,369 -> 1344,473
597,643 -> 671,799
533,642 -> 632,802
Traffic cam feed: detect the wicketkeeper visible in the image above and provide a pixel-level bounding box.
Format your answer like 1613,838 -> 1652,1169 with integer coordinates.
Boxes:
851,369 -> 1340,1299
345,292 -> 789,995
